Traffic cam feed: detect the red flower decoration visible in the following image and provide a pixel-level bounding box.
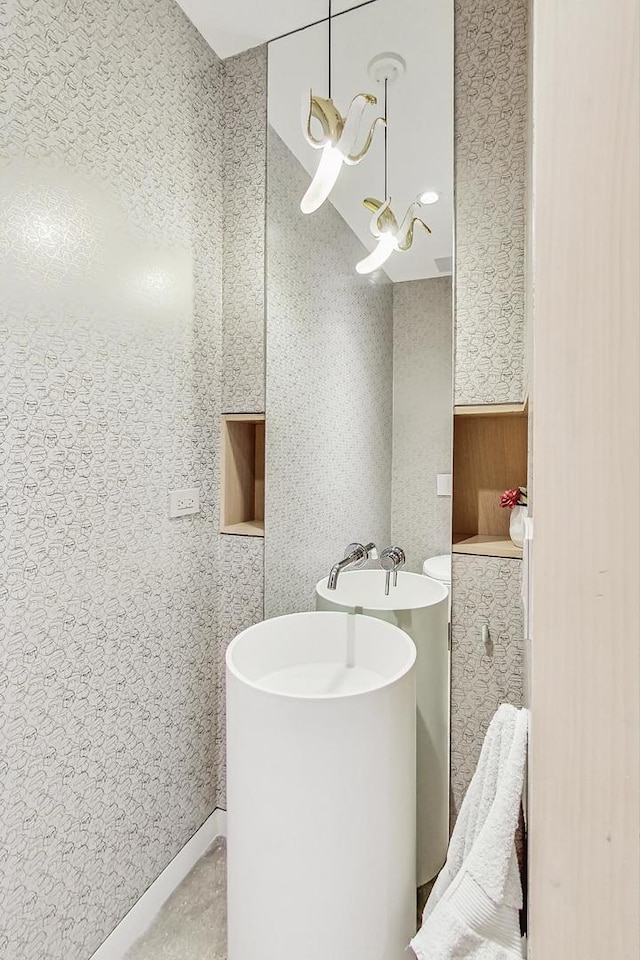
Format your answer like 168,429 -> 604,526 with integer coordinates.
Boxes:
500,488 -> 521,509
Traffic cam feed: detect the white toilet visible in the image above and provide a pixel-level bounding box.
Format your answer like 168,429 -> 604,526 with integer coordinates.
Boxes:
422,554 -> 452,613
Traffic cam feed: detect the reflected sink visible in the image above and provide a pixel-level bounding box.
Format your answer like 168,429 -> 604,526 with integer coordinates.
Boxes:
226,611 -> 416,960
316,570 -> 450,886
316,567 -> 448,611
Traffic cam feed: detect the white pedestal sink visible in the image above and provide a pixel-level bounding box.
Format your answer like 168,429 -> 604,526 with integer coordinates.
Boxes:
316,570 -> 449,886
226,611 -> 416,960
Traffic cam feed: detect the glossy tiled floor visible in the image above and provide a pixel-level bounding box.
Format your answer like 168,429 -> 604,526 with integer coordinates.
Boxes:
125,838 -> 227,960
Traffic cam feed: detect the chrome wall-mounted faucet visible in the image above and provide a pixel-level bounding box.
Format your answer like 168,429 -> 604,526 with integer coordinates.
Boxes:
326,542 -> 404,594
380,546 -> 406,595
327,542 -> 378,590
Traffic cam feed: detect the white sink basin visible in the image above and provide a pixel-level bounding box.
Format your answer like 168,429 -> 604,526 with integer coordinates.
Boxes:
316,570 -> 449,885
227,608 -> 415,698
226,611 -> 416,960
316,567 -> 448,611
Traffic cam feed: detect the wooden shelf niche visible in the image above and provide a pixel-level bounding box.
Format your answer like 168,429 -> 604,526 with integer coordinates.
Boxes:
221,414 -> 265,537
452,404 -> 527,559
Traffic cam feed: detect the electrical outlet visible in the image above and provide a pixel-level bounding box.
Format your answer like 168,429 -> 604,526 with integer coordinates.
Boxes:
436,473 -> 452,497
169,487 -> 200,518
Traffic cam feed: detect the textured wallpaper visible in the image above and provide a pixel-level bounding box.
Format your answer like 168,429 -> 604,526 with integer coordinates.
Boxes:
221,47 -> 267,414
214,535 -> 264,810
391,278 -> 453,573
449,0 -> 529,825
450,554 -> 524,818
264,129 -> 393,618
454,0 -> 528,405
216,45 -> 267,812
0,3 -> 264,958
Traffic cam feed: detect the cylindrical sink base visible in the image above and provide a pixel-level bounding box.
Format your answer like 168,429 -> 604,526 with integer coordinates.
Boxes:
226,612 -> 416,960
317,570 -> 450,885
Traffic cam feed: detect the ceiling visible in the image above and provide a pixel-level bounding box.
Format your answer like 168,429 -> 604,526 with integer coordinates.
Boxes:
175,0 -> 453,283
175,0 -> 361,60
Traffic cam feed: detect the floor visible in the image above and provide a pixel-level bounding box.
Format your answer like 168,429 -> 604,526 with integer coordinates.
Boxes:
125,838 -> 227,960
417,880 -> 435,922
125,837 -> 429,960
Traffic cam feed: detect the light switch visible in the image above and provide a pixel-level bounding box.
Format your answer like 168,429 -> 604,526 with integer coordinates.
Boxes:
436,473 -> 452,497
169,487 -> 200,518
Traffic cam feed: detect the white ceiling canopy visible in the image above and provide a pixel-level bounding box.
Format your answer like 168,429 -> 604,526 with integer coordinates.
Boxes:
175,0 -> 453,282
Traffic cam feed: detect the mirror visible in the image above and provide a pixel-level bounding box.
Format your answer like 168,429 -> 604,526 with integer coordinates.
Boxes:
264,0 -> 454,618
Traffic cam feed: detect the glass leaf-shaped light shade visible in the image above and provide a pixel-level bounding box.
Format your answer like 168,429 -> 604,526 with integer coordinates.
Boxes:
300,92 -> 382,215
355,198 -> 432,274
355,233 -> 397,274
300,145 -> 345,214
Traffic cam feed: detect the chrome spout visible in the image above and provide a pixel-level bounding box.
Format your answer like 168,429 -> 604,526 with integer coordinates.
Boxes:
326,541 -> 382,590
328,554 -> 358,590
327,542 -> 373,590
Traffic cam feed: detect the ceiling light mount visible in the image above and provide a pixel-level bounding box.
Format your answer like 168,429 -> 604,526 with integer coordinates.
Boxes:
367,52 -> 407,86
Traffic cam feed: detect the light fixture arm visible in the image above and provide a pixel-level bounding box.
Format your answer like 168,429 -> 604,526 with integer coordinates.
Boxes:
341,94 -> 385,163
396,208 -> 433,252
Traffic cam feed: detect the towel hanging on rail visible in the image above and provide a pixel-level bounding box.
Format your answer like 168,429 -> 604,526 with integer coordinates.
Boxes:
410,703 -> 528,960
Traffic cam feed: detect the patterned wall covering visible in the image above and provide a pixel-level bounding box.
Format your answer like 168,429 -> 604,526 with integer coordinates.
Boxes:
448,0 -> 529,829
264,129 -> 393,618
214,535 -> 264,810
0,3 -> 265,958
216,45 -> 267,812
454,0 -> 528,405
450,554 -> 524,818
221,47 -> 267,414
391,278 -> 453,573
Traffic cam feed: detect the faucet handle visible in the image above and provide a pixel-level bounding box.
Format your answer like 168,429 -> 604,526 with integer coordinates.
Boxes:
380,546 -> 406,571
392,546 -> 406,586
380,546 -> 406,595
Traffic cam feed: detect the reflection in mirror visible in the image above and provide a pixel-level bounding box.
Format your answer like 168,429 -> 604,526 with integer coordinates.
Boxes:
264,0 -> 454,893
265,0 -> 453,609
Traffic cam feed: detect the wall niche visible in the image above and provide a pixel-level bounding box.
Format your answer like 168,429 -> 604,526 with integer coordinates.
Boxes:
221,414 -> 265,537
452,404 -> 528,559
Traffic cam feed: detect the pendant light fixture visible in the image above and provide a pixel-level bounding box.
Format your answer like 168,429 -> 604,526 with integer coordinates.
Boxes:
300,0 -> 384,215
356,54 -> 432,275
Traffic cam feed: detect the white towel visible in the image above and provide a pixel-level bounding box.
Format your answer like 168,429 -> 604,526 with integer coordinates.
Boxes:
410,704 -> 529,960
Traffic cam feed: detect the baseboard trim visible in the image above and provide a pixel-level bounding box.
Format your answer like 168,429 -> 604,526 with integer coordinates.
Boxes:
91,807 -> 227,960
